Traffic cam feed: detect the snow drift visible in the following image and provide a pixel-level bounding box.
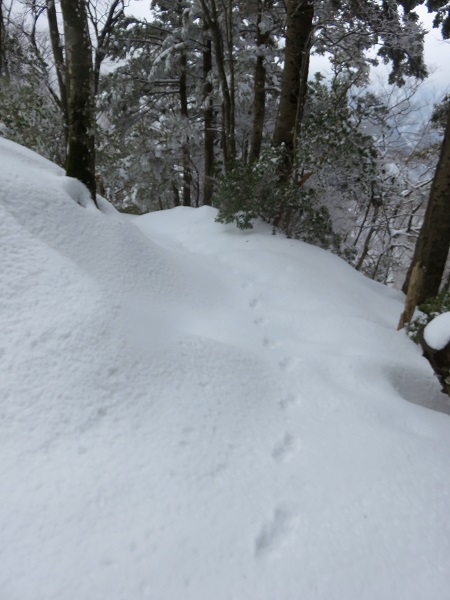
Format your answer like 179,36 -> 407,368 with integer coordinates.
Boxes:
1,137 -> 450,600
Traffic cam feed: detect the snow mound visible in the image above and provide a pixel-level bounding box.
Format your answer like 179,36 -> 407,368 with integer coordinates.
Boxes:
1,138 -> 450,600
424,311 -> 450,350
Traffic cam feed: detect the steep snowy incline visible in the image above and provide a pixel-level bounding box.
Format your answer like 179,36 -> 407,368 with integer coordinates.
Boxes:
1,137 -> 450,600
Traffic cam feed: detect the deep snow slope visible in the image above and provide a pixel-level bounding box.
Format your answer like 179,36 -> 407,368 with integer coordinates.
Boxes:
1,137 -> 450,600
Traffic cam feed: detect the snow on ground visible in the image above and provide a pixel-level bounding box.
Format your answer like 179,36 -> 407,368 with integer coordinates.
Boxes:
1,137 -> 450,600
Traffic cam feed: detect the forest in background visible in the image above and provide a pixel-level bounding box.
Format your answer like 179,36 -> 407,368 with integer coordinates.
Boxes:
0,0 -> 449,290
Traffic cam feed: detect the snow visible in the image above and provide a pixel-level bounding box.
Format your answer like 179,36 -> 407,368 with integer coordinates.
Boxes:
1,137 -> 450,600
424,312 -> 450,351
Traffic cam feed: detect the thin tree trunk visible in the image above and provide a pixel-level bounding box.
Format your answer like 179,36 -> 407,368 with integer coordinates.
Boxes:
355,205 -> 380,271
92,0 -> 123,96
0,0 -> 8,78
402,100 -> 450,306
224,0 -> 236,164
172,180 -> 180,207
46,0 -> 68,143
60,0 -> 97,206
180,48 -> 192,207
203,22 -> 214,205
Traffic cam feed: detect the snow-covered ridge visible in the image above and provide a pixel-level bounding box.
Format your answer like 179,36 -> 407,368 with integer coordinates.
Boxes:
1,138 -> 450,600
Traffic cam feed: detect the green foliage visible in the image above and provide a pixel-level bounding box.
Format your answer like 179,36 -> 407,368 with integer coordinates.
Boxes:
214,148 -> 341,251
300,75 -> 378,183
408,290 -> 450,342
213,156 -> 276,230
431,94 -> 449,132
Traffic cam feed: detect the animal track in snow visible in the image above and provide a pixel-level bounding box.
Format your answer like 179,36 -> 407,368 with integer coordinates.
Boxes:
262,337 -> 281,350
278,356 -> 302,372
271,433 -> 299,463
249,297 -> 261,309
254,316 -> 268,327
278,393 -> 302,411
254,507 -> 299,558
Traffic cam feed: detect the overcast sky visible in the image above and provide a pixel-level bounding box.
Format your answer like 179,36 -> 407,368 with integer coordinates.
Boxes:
124,1 -> 450,99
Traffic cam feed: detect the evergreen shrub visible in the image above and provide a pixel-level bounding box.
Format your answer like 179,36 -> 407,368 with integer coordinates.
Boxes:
213,148 -> 341,252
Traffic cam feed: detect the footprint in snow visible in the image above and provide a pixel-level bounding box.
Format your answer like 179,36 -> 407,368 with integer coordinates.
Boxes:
254,507 -> 299,559
278,356 -> 302,372
249,297 -> 261,309
263,337 -> 281,349
278,393 -> 302,411
254,316 -> 268,327
271,433 -> 299,463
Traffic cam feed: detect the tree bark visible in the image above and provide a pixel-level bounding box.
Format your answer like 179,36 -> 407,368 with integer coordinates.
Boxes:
398,262 -> 425,329
249,0 -> 271,164
46,0 -> 68,142
402,100 -> 450,306
272,0 -> 314,173
200,0 -> 236,169
0,0 -> 9,78
203,22 -> 214,205
60,0 -> 97,206
180,48 -> 192,207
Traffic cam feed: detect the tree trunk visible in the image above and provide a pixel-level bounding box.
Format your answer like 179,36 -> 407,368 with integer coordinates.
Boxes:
223,0 -> 236,165
0,0 -> 8,78
200,0 -> 236,169
203,22 -> 214,205
249,0 -> 271,164
172,180 -> 180,207
402,100 -> 450,306
60,0 -> 97,206
180,48 -> 192,207
46,0 -> 68,143
272,0 -> 314,174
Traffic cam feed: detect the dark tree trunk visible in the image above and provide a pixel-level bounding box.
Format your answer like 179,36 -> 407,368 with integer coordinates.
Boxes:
223,0 -> 236,165
60,0 -> 97,206
249,0 -> 271,164
200,0 -> 236,169
46,0 -> 68,143
180,49 -> 192,207
402,100 -> 450,307
0,0 -> 8,78
203,23 -> 214,205
272,0 -> 314,174
172,180 -> 180,207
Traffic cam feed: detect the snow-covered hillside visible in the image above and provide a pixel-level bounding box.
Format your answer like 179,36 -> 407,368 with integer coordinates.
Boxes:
1,137 -> 450,600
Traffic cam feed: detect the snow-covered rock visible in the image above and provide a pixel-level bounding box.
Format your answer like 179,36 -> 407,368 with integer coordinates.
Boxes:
424,312 -> 450,351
